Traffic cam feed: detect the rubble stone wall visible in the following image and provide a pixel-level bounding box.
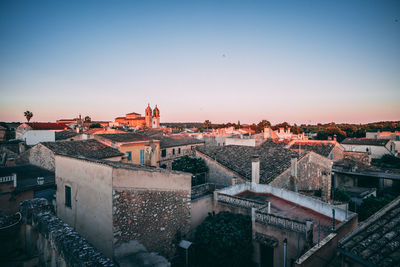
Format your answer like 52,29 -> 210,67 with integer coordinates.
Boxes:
26,144 -> 55,171
270,153 -> 331,193
113,188 -> 191,258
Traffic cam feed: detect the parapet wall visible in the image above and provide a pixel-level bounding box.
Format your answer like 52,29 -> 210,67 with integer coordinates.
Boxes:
20,198 -> 116,266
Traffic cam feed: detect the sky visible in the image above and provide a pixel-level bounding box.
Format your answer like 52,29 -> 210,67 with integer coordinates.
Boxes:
0,0 -> 399,124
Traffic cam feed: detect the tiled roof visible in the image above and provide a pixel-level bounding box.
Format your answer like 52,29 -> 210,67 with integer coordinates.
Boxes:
289,141 -> 336,158
338,196 -> 400,267
84,128 -> 125,135
196,141 -> 298,183
342,138 -> 390,146
126,112 -> 141,115
55,130 -> 79,141
41,139 -> 123,159
126,117 -> 145,121
23,123 -> 69,130
152,136 -> 204,148
97,133 -> 153,143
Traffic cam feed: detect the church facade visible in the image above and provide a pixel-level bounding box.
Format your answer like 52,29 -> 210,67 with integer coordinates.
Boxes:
115,104 -> 160,128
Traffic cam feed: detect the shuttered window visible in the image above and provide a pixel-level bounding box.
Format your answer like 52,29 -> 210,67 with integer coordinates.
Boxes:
140,149 -> 144,164
65,185 -> 71,208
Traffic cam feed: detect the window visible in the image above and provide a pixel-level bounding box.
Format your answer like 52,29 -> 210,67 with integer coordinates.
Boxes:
161,149 -> 166,157
172,148 -> 175,155
65,185 -> 71,208
191,146 -> 194,151
140,149 -> 144,164
126,151 -> 132,161
178,148 -> 181,154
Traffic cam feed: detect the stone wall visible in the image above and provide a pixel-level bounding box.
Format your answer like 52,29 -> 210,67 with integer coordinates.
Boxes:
113,188 -> 191,258
26,144 -> 55,171
270,152 -> 332,194
343,151 -> 371,164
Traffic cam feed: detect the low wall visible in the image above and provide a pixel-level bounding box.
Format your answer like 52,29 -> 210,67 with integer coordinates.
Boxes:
191,194 -> 213,231
294,213 -> 358,267
250,183 -> 352,221
20,199 -> 116,266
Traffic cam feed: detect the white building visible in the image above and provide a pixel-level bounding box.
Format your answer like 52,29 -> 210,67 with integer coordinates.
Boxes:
341,138 -> 396,159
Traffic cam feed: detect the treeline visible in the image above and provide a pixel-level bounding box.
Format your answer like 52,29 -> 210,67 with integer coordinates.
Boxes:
162,120 -> 400,142
214,120 -> 400,142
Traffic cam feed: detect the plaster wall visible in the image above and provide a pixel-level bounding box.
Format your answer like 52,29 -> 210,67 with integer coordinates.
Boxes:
196,151 -> 245,186
190,194 -> 213,231
23,131 -> 55,145
341,144 -> 392,159
225,137 -> 256,147
253,222 -> 307,267
55,155 -> 114,257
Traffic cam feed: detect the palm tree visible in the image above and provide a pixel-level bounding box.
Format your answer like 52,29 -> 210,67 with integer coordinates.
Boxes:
204,120 -> 211,131
24,111 -> 33,122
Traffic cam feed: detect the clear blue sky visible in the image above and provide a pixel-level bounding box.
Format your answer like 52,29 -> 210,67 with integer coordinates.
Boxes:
1,0 -> 399,124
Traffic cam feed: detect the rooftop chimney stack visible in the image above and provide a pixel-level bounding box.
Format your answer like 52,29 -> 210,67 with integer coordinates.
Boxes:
251,155 -> 260,184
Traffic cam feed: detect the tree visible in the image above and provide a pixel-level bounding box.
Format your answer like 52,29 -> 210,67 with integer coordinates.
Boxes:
172,155 -> 208,185
24,111 -> 33,122
84,116 -> 91,123
204,120 -> 211,131
353,194 -> 395,221
195,212 -> 253,267
256,120 -> 271,133
89,123 -> 102,129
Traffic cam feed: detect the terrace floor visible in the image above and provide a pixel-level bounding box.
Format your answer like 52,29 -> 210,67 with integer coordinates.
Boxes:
236,191 -> 341,243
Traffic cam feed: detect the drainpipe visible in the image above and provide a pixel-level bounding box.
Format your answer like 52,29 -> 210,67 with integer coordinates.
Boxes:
283,238 -> 287,267
13,173 -> 17,188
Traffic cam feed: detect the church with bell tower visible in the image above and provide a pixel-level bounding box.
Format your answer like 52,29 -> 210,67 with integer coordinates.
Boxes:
114,104 -> 161,129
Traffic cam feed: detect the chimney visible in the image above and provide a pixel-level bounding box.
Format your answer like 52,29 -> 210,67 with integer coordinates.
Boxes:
333,134 -> 337,142
251,155 -> 260,184
19,142 -> 25,154
321,171 -> 331,203
290,156 -> 298,192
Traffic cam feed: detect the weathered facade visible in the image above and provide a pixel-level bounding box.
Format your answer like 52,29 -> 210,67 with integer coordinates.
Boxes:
55,155 -> 191,259
196,143 -> 333,201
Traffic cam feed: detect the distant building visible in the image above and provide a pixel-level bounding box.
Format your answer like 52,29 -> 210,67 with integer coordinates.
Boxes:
114,104 -> 160,129
366,131 -> 400,157
341,138 -> 396,159
0,126 -> 6,141
264,127 -> 306,141
16,123 -> 70,145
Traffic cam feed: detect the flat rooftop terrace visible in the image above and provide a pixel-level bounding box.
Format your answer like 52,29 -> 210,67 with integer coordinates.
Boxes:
236,191 -> 340,242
